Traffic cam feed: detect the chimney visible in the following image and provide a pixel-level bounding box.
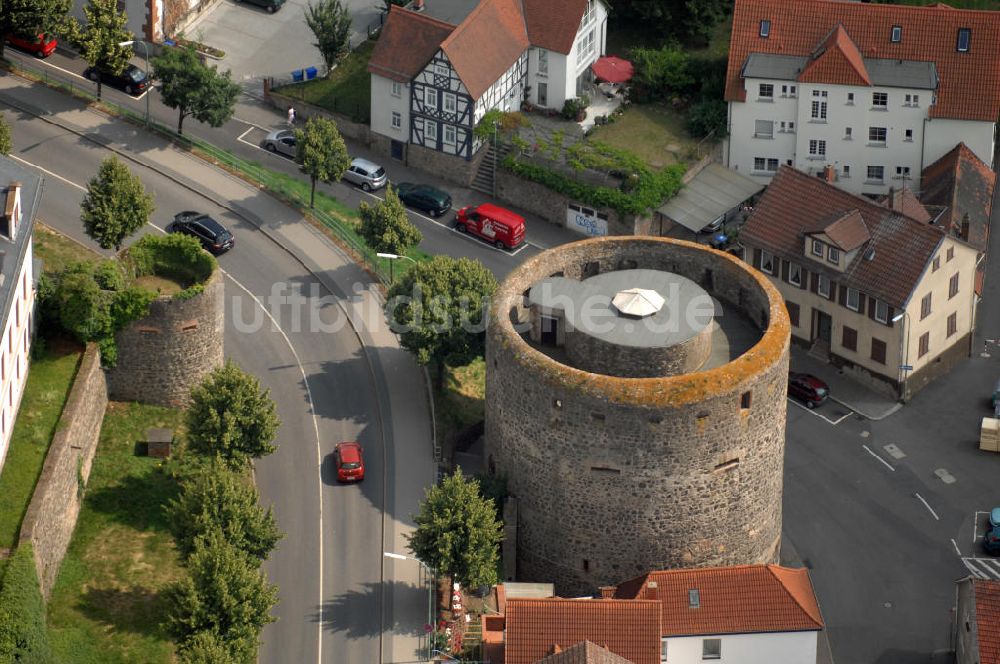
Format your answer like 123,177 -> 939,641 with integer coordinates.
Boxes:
645,580 -> 658,601
598,586 -> 616,599
1,182 -> 22,241
822,165 -> 836,183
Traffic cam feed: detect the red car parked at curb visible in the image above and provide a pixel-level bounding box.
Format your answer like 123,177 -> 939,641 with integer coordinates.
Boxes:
5,33 -> 57,58
334,442 -> 365,483
788,372 -> 830,408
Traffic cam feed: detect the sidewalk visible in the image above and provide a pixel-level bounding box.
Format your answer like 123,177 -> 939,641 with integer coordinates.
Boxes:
0,73 -> 435,663
790,345 -> 902,420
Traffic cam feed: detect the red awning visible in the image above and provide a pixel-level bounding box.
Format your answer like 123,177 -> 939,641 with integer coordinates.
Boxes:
591,56 -> 634,84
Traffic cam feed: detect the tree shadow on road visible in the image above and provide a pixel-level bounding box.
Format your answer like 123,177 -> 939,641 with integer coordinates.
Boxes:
310,579 -> 430,639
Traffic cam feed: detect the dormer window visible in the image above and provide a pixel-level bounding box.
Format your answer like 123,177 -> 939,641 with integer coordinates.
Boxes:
957,28 -> 971,52
759,19 -> 771,38
827,246 -> 839,264
890,25 -> 902,43
811,239 -> 824,257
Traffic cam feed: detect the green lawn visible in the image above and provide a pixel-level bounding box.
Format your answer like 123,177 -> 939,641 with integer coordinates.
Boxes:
274,40 -> 375,123
434,358 -> 485,450
34,223 -> 101,272
589,104 -> 700,169
47,402 -> 187,664
0,341 -> 83,567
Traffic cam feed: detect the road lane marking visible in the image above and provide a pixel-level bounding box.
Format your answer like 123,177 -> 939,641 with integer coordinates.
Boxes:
952,539 -> 962,556
237,126 -> 256,143
934,468 -> 956,484
861,444 -> 895,471
787,398 -> 850,424
883,443 -> 906,459
975,511 -> 991,542
914,493 -> 939,520
963,557 -> 1000,580
13,151 -> 326,660
233,115 -> 272,131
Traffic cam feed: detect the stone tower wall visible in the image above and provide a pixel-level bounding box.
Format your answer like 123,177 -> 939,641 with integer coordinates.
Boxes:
484,237 -> 790,596
107,270 -> 224,407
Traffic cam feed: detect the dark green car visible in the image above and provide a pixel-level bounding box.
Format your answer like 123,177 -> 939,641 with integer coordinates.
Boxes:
236,0 -> 284,13
395,182 -> 452,218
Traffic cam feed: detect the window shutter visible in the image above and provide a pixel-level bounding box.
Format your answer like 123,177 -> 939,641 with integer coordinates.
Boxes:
887,307 -> 895,327
781,260 -> 789,282
811,272 -> 819,293
858,293 -> 867,315
753,248 -> 762,269
838,285 -> 847,306
800,268 -> 808,290
868,298 -> 877,321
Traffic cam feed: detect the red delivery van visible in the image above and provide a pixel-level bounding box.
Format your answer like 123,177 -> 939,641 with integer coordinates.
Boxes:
455,203 -> 525,250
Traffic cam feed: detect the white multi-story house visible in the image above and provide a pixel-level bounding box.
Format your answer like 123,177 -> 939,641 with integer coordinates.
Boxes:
368,0 -> 608,165
0,159 -> 39,472
724,0 -> 1000,197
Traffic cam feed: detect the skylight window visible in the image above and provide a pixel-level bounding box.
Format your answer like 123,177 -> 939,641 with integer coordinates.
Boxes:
957,28 -> 971,52
759,19 -> 771,38
890,25 -> 902,43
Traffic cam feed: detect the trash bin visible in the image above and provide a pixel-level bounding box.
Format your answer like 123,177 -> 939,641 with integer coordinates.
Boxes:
292,69 -> 304,83
305,66 -> 318,80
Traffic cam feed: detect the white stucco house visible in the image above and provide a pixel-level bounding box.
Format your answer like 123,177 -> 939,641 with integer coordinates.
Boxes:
724,0 -> 1000,197
0,159 -> 40,472
367,0 -> 608,162
610,564 -> 825,664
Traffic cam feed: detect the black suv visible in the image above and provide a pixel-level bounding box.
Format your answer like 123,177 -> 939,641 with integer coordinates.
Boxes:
83,63 -> 150,95
171,211 -> 235,254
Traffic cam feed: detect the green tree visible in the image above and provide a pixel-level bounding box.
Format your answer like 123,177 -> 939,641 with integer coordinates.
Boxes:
630,44 -> 692,102
0,544 -> 53,663
686,98 -> 728,138
0,0 -> 71,59
167,459 -> 283,561
75,0 -> 132,100
152,45 -> 240,135
304,0 -> 352,71
81,155 -> 155,251
0,114 -> 11,156
406,468 -> 503,590
358,186 -> 422,256
187,360 -> 280,466
294,116 -> 350,208
177,631 -> 240,664
167,530 -> 278,662
385,256 -> 497,387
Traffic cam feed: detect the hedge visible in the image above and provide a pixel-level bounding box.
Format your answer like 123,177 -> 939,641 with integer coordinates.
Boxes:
125,234 -> 217,296
0,545 -> 52,663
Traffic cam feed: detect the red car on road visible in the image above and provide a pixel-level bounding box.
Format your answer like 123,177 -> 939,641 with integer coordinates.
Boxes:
5,33 -> 57,58
334,442 -> 365,482
788,372 -> 830,408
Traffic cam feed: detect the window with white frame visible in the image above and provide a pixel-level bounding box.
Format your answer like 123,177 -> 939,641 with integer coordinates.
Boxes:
424,87 -> 437,110
425,120 -> 437,141
443,124 -> 456,144
580,0 -> 595,28
443,92 -> 457,113
435,63 -> 449,77
812,239 -> 823,256
760,250 -> 775,274
578,29 -> 596,58
787,121 -> 795,132
847,92 -> 854,104
759,83 -> 773,99
904,93 -> 920,106
391,81 -> 402,97
846,288 -> 860,311
828,246 -> 839,263
872,91 -> 888,108
896,166 -> 911,178
767,158 -> 778,171
753,157 -> 779,172
537,49 -> 548,76
818,274 -> 831,298
812,89 -> 828,98
868,127 -> 887,144
843,164 -> 851,177
755,120 -> 774,138
957,28 -> 971,52
809,140 -> 826,157
874,299 -> 889,323
891,25 -> 902,42
759,19 -> 770,37
781,84 -> 797,97
702,638 -> 721,660
845,126 -> 853,139
391,112 -> 401,129
789,262 -> 802,286
660,639 -> 668,664
811,100 -> 827,120
905,128 -> 913,141
867,165 -> 885,182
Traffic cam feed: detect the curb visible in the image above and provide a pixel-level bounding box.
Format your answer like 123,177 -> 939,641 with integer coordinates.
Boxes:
830,396 -> 902,421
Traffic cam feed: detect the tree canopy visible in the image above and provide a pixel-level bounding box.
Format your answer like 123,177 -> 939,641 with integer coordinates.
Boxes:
186,360 -> 281,466
0,114 -> 12,156
613,0 -> 730,43
406,468 -> 503,590
294,117 -> 351,208
304,0 -> 352,71
0,0 -> 71,59
358,186 -> 422,256
153,45 -> 240,135
0,544 -> 52,663
81,155 -> 155,251
74,0 -> 132,100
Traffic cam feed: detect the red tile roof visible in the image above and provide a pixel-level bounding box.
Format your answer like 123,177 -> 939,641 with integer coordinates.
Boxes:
537,640 -> 636,664
368,6 -> 455,83
798,25 -> 871,87
523,0 -> 589,55
810,209 -> 871,251
614,564 -> 824,637
740,166 -> 946,308
504,598 -> 661,664
921,142 -> 997,252
441,0 -> 530,100
879,187 -> 932,224
726,0 -> 1000,121
974,578 -> 1000,663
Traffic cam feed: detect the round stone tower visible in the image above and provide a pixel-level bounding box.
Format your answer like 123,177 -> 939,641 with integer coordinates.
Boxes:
484,236 -> 790,596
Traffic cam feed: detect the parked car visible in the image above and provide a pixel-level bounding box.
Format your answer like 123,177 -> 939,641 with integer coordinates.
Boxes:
394,182 -> 452,218
5,33 -> 57,58
984,508 -> 1000,554
262,129 -> 296,157
343,158 -> 387,192
83,63 -> 150,96
171,211 -> 235,254
236,0 -> 285,12
788,372 -> 829,408
455,203 -> 525,250
334,442 -> 365,482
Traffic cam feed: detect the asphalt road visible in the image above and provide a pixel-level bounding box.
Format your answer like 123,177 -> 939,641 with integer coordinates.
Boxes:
4,98 -> 387,663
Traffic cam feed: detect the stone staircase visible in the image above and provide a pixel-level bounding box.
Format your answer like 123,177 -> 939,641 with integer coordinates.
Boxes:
471,143 -> 509,196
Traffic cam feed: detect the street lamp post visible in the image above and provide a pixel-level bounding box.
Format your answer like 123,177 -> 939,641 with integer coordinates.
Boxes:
118,39 -> 150,126
892,310 -> 910,400
377,252 -> 417,284
384,551 -> 435,661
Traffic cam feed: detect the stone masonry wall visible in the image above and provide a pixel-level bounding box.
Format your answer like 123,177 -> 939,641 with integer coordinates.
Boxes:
406,142 -> 488,189
18,344 -> 107,598
484,237 -> 790,596
265,90 -> 372,144
107,270 -> 224,407
564,322 -> 713,378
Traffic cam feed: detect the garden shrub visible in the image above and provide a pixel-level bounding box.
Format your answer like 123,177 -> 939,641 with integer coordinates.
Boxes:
686,98 -> 729,138
0,544 -> 53,664
629,44 -> 693,102
125,234 -> 216,291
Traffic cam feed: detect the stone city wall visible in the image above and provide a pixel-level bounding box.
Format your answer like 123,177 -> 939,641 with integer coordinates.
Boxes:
18,344 -> 107,598
264,90 -> 371,144
485,237 -> 790,596
106,270 -> 224,407
563,320 -> 713,378
405,142 -> 488,189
